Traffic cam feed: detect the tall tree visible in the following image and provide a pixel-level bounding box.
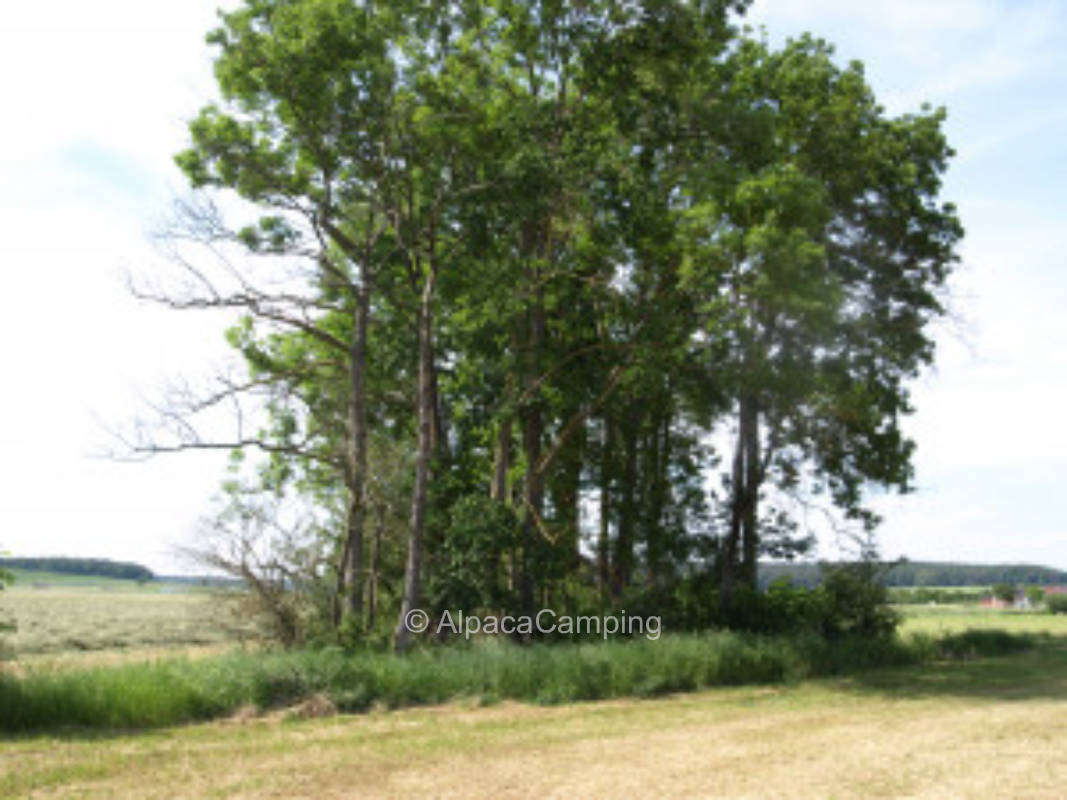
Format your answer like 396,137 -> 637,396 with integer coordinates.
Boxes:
171,0 -> 404,628
680,35 -> 962,601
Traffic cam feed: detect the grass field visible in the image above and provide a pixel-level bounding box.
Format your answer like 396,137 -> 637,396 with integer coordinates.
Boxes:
3,633 -> 1066,798
3,585 -> 1066,798
899,604 -> 1067,636
0,579 -> 243,664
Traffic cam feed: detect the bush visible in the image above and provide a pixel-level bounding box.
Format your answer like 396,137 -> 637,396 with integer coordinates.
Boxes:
1047,594 -> 1067,614
992,583 -> 1018,604
934,629 -> 1038,659
664,562 -> 899,640
817,562 -> 899,639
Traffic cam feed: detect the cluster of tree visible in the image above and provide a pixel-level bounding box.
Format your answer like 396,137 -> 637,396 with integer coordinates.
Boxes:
762,561 -> 1067,590
0,557 -> 155,582
130,0 -> 960,648
886,562 -> 1067,588
886,587 -> 986,606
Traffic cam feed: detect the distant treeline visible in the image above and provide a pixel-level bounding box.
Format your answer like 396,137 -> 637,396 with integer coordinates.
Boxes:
0,557 -> 155,582
759,561 -> 1067,589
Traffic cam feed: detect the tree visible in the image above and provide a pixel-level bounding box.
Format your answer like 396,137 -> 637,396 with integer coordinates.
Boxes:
992,583 -> 1018,604
143,0 -> 409,636
679,35 -> 962,603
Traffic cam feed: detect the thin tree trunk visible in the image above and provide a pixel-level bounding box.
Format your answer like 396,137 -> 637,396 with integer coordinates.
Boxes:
519,403 -> 543,619
342,285 -> 370,626
723,393 -> 761,604
597,414 -> 612,604
645,403 -> 669,589
367,501 -> 384,630
519,286 -> 545,620
612,405 -> 639,602
556,416 -> 584,569
739,393 -> 760,590
721,405 -> 745,608
395,267 -> 436,652
491,417 -> 512,502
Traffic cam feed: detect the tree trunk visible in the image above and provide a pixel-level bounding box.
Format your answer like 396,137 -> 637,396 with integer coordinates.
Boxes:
597,414 -> 613,604
554,415 -> 584,569
721,405 -> 745,608
519,285 -> 545,620
519,402 -> 543,619
645,403 -> 670,589
612,405 -> 639,602
491,416 -> 512,502
722,393 -> 761,605
395,268 -> 437,652
342,284 -> 370,626
739,393 -> 760,590
367,501 -> 384,630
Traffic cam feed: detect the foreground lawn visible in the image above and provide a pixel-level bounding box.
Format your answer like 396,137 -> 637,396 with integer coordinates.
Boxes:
3,636 -> 1067,799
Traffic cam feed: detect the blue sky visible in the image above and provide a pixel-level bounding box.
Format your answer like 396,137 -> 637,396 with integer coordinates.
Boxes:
0,0 -> 1064,572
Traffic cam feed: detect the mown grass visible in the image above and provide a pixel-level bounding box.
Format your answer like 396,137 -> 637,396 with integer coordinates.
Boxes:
0,628 -> 1042,734
0,586 -> 244,657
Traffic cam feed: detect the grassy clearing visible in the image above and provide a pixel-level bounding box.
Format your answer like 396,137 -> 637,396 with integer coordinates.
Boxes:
3,636 -> 1066,799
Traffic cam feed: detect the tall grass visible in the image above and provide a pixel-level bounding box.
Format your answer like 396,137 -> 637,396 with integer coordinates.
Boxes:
0,629 -> 1039,733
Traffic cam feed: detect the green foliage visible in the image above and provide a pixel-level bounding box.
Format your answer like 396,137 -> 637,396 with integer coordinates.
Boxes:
818,562 -> 900,639
646,562 -> 898,641
1047,595 -> 1067,614
1025,586 -> 1046,607
992,583 -> 1018,604
429,496 -> 519,616
931,629 -> 1039,660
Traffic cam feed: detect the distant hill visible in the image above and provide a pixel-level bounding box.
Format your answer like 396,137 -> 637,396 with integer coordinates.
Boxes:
0,557 -> 155,583
156,574 -> 242,589
759,560 -> 1067,589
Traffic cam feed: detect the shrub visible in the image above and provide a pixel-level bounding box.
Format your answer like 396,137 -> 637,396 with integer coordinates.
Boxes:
1047,594 -> 1067,614
992,583 -> 1017,604
817,562 -> 899,639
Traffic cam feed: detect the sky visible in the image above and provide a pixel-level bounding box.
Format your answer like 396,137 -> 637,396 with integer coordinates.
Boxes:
0,0 -> 1064,574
